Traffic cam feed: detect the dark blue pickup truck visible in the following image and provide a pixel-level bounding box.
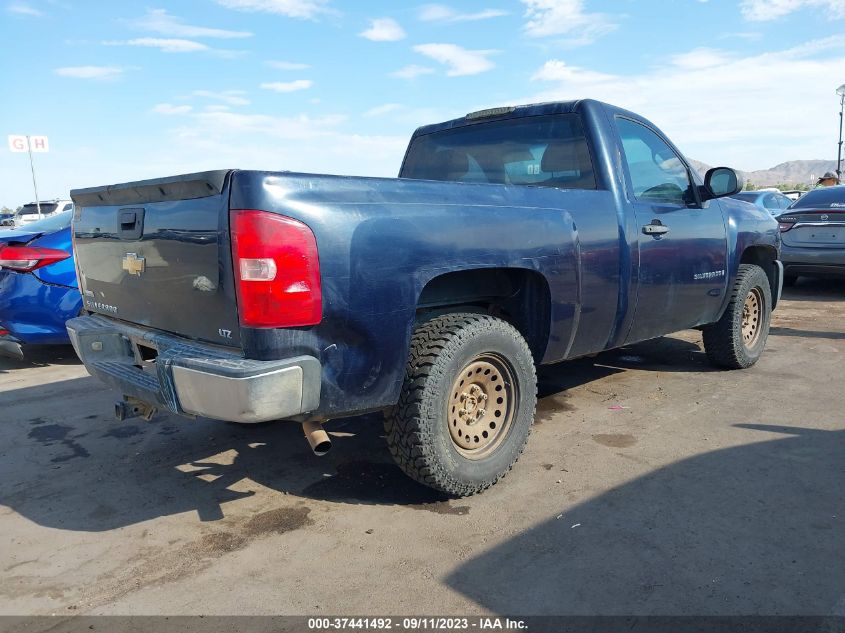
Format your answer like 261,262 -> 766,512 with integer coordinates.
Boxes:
67,99 -> 781,496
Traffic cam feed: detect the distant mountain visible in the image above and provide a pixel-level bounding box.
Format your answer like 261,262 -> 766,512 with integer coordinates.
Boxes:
687,158 -> 839,188
742,160 -> 838,187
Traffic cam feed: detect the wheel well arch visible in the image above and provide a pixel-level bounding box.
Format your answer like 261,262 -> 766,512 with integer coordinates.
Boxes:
740,245 -> 780,308
415,267 -> 552,362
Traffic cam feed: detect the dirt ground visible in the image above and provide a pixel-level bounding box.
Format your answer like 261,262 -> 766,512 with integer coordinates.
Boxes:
1,279 -> 843,617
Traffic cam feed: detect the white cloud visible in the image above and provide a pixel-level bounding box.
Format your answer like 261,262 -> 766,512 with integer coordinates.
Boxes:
266,60 -> 311,70
215,0 -> 334,19
260,79 -> 314,92
418,4 -> 509,22
173,111 -> 347,142
414,43 -> 497,76
192,90 -> 251,106
146,110 -> 408,182
740,0 -> 845,20
7,2 -> 42,16
108,37 -> 210,53
528,37 -> 845,170
54,65 -> 125,80
130,8 -> 251,38
521,0 -> 618,45
152,103 -> 193,115
531,59 -> 615,83
364,103 -> 404,117
670,47 -> 732,69
359,17 -> 406,41
391,64 -> 436,79
718,31 -> 763,41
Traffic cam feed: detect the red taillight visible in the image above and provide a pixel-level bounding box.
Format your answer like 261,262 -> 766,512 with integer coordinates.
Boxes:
778,222 -> 795,232
0,245 -> 70,272
230,209 -> 322,328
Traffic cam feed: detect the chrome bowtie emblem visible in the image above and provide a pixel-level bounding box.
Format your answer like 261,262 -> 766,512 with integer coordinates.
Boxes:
122,253 -> 146,276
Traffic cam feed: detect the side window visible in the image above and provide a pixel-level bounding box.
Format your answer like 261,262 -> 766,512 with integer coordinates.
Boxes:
617,118 -> 693,206
62,203 -> 74,212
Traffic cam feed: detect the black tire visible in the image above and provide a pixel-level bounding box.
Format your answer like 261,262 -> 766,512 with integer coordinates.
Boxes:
384,313 -> 537,497
702,264 -> 772,369
783,275 -> 798,287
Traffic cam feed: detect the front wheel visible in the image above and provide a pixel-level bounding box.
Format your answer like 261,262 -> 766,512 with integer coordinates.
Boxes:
702,264 -> 772,369
384,313 -> 537,497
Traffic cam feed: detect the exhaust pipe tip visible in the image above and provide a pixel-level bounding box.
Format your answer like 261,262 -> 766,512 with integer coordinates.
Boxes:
302,420 -> 332,456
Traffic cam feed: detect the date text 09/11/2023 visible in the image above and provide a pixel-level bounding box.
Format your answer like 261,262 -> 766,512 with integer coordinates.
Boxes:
307,617 -> 528,630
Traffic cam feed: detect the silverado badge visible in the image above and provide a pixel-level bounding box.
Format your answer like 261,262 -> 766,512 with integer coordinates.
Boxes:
122,253 -> 146,276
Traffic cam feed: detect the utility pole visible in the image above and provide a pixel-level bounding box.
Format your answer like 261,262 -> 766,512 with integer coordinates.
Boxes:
26,135 -> 42,218
837,84 -> 845,183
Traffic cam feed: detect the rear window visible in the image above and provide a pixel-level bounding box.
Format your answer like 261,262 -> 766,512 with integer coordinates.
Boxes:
19,203 -> 58,216
788,187 -> 845,209
401,114 -> 597,190
18,210 -> 72,232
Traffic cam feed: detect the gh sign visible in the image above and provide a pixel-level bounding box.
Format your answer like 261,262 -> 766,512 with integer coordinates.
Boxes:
8,135 -> 49,153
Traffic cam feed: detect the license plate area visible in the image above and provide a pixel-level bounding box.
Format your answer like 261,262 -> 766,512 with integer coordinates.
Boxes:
794,226 -> 845,245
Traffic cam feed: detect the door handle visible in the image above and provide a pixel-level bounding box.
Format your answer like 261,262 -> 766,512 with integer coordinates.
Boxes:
642,221 -> 669,236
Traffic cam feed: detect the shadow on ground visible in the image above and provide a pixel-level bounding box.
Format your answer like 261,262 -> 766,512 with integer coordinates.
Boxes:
0,335 -> 712,532
0,345 -> 80,374
446,424 -> 845,615
781,277 -> 845,302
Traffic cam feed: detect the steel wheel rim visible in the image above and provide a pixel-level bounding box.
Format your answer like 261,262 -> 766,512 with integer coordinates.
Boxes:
741,287 -> 764,348
446,353 -> 517,460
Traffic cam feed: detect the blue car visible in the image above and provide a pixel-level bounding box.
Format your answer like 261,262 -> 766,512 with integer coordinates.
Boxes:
0,211 -> 81,358
731,190 -> 794,216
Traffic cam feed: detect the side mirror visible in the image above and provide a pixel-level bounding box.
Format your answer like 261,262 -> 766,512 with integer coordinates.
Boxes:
702,167 -> 744,201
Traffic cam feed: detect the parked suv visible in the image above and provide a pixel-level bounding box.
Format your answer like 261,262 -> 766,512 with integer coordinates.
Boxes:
15,200 -> 73,226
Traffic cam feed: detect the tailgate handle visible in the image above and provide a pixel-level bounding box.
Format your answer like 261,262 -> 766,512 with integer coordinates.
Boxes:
118,208 -> 144,240
120,211 -> 136,228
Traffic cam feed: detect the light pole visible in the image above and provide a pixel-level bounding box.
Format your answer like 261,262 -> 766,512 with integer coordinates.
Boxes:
837,84 -> 845,182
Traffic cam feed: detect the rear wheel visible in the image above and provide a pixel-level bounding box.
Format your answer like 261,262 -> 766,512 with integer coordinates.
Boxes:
384,313 -> 537,496
702,264 -> 772,369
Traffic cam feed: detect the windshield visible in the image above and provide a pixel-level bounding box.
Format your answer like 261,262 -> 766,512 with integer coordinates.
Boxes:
19,203 -> 59,216
15,210 -> 72,232
788,187 -> 845,209
401,114 -> 597,190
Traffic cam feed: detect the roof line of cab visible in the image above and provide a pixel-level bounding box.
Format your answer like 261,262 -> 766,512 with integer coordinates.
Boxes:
409,98 -> 655,139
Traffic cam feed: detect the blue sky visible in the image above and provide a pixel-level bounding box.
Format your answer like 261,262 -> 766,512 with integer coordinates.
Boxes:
1,0 -> 844,207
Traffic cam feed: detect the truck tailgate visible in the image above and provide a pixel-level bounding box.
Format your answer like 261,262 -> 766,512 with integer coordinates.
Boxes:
71,170 -> 241,347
